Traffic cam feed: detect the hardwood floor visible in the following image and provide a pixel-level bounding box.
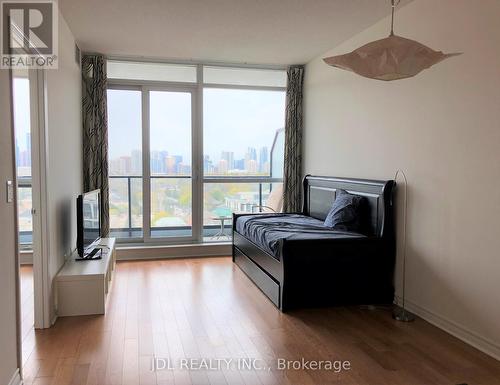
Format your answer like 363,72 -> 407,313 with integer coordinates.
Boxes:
20,264 -> 35,366
22,257 -> 500,385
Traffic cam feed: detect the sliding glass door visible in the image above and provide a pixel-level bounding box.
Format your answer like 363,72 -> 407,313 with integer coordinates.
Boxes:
108,88 -> 144,239
107,61 -> 286,246
147,89 -> 196,240
202,88 -> 286,239
108,86 -> 197,242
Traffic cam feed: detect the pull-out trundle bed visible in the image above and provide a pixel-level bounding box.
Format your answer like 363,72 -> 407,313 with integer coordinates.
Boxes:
232,175 -> 396,311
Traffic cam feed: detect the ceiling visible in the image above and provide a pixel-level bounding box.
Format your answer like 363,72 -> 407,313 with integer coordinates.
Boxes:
59,0 -> 412,66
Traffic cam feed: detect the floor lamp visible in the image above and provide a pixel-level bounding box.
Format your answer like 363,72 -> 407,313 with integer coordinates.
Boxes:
393,170 -> 415,322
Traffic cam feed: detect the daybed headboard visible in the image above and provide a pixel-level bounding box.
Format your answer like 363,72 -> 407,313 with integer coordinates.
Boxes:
302,175 -> 395,239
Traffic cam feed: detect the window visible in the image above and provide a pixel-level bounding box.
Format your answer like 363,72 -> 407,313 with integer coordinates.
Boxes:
12,71 -> 33,247
203,88 -> 285,177
203,66 -> 286,87
202,88 -> 285,238
107,60 -> 197,83
106,61 -> 286,244
107,89 -> 143,238
149,90 -> 193,238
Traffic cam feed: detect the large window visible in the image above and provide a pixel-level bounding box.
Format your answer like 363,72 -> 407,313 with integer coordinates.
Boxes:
108,60 -> 197,83
149,90 -> 193,238
108,89 -> 143,238
107,61 -> 286,243
203,88 -> 285,177
202,88 -> 285,236
12,71 -> 33,248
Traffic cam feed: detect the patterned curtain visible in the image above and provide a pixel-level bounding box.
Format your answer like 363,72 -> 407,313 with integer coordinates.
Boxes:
282,65 -> 305,213
82,55 -> 109,236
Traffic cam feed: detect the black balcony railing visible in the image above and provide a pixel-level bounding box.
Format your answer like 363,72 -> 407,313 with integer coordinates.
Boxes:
16,174 -> 283,245
109,175 -> 282,240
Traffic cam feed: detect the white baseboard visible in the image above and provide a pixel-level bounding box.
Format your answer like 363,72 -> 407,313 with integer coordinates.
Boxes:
8,368 -> 22,385
116,243 -> 232,261
396,296 -> 500,361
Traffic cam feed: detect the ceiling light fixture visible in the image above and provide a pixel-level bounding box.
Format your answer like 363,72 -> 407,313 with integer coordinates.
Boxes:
323,0 -> 461,81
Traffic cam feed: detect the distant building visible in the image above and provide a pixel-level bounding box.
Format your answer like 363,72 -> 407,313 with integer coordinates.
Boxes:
247,159 -> 257,173
218,159 -> 228,174
16,134 -> 32,168
234,158 -> 245,170
259,146 -> 268,173
25,132 -> 31,166
159,151 -> 169,173
109,158 -> 121,175
110,156 -> 132,175
119,156 -> 132,174
15,143 -> 20,167
177,163 -> 192,175
221,151 -> 234,170
20,150 -> 30,167
131,150 -> 142,175
151,151 -> 163,174
244,147 -> 257,172
203,155 -> 214,174
173,155 -> 183,169
165,156 -> 176,174
246,147 -> 257,161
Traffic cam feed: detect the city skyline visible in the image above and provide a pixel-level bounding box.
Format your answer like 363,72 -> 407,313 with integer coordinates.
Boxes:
15,132 -> 31,168
109,145 -> 272,176
107,88 -> 286,165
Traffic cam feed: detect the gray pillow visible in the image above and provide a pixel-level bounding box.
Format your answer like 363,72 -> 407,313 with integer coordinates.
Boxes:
324,189 -> 367,232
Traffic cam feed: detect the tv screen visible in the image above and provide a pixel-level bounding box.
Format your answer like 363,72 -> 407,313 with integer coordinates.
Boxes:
77,189 -> 101,257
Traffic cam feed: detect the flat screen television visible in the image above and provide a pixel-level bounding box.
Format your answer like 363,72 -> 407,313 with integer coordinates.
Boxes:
77,189 -> 101,258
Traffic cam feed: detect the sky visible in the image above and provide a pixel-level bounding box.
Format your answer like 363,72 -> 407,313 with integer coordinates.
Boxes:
12,83 -> 285,168
13,78 -> 31,152
107,88 -> 285,164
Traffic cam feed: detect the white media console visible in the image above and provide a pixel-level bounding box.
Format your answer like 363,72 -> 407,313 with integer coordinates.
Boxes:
56,238 -> 116,316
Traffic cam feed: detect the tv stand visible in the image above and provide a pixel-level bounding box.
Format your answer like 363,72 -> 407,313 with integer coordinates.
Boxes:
75,247 -> 102,261
56,238 -> 116,316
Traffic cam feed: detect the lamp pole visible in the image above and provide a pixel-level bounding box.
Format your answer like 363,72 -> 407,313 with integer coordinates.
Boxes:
393,169 -> 415,322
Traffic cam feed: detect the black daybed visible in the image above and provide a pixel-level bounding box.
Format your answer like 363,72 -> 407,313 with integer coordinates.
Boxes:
232,175 -> 396,311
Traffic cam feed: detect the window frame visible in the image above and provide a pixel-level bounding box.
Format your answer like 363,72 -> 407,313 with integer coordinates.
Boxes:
107,60 -> 286,245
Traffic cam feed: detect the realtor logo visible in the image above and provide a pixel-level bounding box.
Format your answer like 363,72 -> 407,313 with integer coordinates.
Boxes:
1,0 -> 58,68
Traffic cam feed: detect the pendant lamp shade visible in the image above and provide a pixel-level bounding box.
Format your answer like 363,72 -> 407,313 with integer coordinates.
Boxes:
323,1 -> 461,81
323,35 -> 460,81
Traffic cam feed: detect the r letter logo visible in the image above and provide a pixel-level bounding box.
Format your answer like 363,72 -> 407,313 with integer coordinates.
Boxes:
1,0 -> 58,68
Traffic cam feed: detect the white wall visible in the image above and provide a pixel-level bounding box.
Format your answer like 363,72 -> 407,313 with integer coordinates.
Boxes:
45,12 -> 82,322
0,9 -> 81,383
303,0 -> 500,358
0,71 -> 21,384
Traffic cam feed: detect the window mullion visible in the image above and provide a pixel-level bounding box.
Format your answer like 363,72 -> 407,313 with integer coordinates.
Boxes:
142,87 -> 151,241
193,64 -> 204,242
